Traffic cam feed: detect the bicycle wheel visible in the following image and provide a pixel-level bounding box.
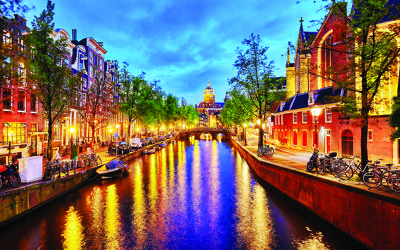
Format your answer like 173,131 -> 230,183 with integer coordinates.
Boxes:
96,155 -> 102,165
388,171 -> 400,192
335,162 -> 354,180
257,148 -> 263,157
267,147 -> 275,156
317,159 -> 324,173
306,161 -> 314,172
363,169 -> 383,188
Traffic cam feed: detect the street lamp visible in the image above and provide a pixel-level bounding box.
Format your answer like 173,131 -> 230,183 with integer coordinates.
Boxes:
311,106 -> 322,148
8,131 -> 13,163
244,123 -> 247,146
70,127 -> 75,159
109,127 -> 113,142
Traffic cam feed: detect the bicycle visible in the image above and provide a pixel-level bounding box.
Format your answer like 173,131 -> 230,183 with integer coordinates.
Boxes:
362,159 -> 390,188
335,155 -> 362,180
257,144 -> 275,157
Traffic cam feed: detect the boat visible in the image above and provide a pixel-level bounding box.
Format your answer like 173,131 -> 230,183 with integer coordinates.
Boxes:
160,141 -> 167,147
142,148 -> 156,155
96,159 -> 129,179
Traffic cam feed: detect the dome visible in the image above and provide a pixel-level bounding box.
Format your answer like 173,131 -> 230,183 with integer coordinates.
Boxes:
204,80 -> 215,95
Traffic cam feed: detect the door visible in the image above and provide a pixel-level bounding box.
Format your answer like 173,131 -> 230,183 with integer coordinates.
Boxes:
31,135 -> 38,156
326,129 -> 331,153
342,130 -> 353,156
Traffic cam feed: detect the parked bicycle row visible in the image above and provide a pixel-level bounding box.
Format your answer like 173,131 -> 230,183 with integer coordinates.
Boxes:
43,152 -> 102,181
306,148 -> 400,193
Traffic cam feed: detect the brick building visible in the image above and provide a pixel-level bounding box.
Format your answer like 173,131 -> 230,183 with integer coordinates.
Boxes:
272,2 -> 399,164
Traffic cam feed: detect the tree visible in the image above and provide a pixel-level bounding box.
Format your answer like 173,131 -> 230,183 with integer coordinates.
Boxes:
304,0 -> 400,173
162,94 -> 180,127
77,65 -> 113,144
177,104 -> 198,127
27,0 -> 81,160
118,63 -> 147,138
220,89 -> 252,127
229,33 -> 286,148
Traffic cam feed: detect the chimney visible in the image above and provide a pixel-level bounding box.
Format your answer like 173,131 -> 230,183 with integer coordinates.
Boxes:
98,42 -> 103,46
72,29 -> 77,41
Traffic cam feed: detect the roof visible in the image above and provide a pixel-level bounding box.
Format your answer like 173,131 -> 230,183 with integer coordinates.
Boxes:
275,86 -> 342,113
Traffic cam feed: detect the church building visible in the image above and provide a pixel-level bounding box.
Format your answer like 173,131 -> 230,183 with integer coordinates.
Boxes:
196,80 -> 227,127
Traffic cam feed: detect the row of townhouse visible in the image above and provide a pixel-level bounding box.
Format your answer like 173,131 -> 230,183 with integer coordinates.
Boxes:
271,1 -> 400,165
0,14 -> 125,164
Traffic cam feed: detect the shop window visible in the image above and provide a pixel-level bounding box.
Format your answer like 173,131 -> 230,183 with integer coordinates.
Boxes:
3,123 -> 27,143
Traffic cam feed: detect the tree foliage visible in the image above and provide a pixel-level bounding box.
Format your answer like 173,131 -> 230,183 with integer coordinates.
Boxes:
229,33 -> 286,147
27,0 -> 81,160
220,89 -> 252,127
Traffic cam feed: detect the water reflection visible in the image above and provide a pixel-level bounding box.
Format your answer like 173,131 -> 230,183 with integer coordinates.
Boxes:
62,206 -> 84,250
0,139 -> 368,250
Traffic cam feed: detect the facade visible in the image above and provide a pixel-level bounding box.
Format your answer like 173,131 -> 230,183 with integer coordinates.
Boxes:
0,14 -> 42,164
272,3 -> 399,164
196,80 -> 225,127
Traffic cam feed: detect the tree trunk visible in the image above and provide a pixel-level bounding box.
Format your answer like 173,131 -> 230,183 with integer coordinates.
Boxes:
47,122 -> 53,161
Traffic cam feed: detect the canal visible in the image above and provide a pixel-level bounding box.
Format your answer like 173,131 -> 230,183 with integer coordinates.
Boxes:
0,140 -> 367,249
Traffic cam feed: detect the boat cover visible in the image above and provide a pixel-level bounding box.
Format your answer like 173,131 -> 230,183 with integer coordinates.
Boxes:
106,159 -> 126,169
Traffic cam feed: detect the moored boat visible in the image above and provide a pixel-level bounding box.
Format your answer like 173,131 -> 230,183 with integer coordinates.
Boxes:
96,159 -> 129,179
142,148 -> 156,155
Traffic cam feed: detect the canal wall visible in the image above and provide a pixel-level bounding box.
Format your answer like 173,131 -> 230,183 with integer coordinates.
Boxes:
231,138 -> 400,250
0,167 -> 98,227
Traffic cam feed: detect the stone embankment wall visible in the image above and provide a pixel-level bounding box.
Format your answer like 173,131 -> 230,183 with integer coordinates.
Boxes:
0,168 -> 98,226
231,138 -> 400,250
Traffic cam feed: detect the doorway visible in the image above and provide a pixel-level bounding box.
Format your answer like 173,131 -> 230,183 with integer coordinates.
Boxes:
342,130 -> 353,156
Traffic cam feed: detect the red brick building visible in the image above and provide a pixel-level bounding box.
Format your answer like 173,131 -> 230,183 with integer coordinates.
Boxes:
273,3 -> 399,165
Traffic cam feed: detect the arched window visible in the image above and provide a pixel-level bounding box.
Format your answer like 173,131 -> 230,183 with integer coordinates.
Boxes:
322,35 -> 333,87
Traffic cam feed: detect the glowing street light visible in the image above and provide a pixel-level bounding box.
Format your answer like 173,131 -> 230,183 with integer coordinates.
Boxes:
311,106 -> 322,148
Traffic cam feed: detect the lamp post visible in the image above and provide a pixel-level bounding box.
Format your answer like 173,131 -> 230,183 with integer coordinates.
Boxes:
70,127 -> 75,159
8,131 -> 13,163
109,127 -> 113,142
244,123 -> 247,146
311,106 -> 322,148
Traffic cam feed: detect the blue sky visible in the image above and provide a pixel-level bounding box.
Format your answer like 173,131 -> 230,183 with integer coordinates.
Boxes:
23,0 -> 325,105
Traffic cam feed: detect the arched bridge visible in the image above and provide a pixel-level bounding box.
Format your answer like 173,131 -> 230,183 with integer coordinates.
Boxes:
178,128 -> 231,141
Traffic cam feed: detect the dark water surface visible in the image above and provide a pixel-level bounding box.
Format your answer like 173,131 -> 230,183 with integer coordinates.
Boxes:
1,140 -> 367,249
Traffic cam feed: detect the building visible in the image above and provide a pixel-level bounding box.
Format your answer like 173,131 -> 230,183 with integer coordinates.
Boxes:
0,14 -> 43,164
196,80 -> 226,127
272,2 -> 399,164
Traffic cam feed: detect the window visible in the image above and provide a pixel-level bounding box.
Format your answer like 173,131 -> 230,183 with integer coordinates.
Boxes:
281,114 -> 284,125
31,123 -> 37,132
293,130 -> 298,146
293,113 -> 297,124
2,88 -> 12,110
302,112 -> 308,124
31,94 -> 37,113
325,108 -> 332,123
3,123 -> 27,143
302,130 -> 307,147
18,90 -> 25,112
54,123 -> 60,141
368,129 -> 373,141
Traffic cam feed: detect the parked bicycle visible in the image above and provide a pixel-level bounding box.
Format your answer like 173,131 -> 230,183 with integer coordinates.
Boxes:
306,148 -> 324,172
257,144 -> 275,157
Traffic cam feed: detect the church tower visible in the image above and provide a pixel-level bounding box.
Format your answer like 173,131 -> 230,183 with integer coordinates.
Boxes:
204,80 -> 215,104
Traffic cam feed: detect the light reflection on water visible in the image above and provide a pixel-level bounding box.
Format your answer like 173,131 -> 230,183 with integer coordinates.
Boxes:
1,140 -> 368,250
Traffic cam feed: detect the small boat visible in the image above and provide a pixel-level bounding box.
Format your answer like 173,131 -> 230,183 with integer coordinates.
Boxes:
142,148 -> 156,155
160,141 -> 167,147
96,159 -> 129,179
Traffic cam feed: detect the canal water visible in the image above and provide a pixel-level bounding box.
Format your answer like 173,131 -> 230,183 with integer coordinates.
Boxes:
1,140 -> 367,249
